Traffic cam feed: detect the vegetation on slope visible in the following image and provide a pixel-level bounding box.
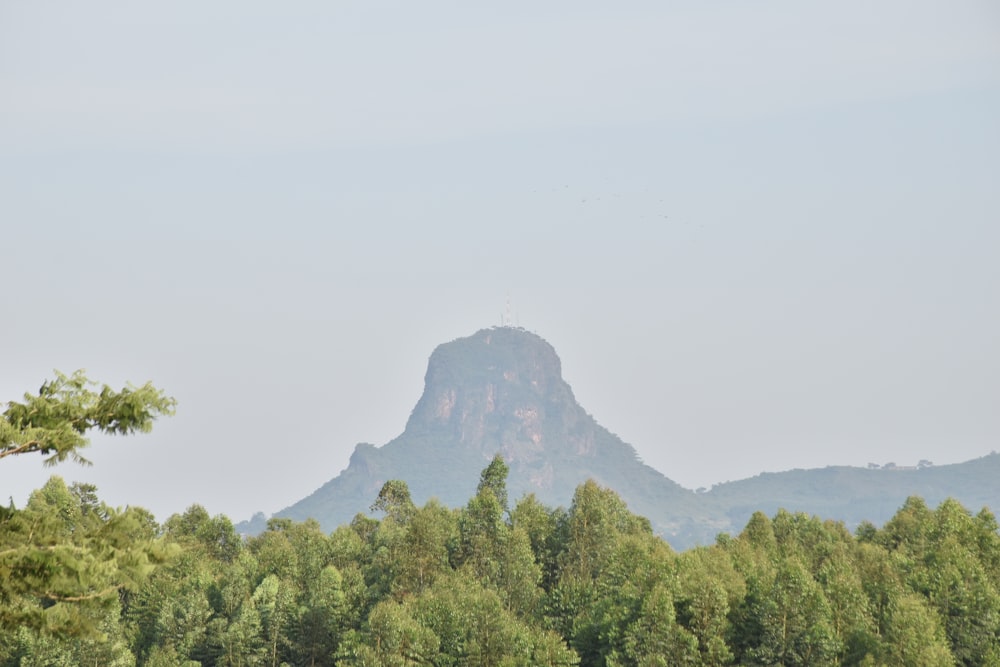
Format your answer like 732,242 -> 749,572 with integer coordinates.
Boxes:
5,458 -> 1000,665
5,371 -> 999,666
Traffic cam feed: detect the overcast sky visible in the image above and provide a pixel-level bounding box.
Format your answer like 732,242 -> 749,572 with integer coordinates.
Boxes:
2,1 -> 999,522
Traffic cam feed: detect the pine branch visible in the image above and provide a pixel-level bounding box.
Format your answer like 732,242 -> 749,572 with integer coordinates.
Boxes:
41,584 -> 122,602
0,439 -> 41,460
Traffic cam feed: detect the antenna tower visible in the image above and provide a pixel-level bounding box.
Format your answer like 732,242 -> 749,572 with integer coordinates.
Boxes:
501,294 -> 518,328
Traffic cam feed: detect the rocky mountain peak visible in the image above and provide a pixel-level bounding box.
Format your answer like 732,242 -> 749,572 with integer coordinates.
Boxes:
246,327 -> 1000,551
252,327 -> 700,546
404,327 -> 586,463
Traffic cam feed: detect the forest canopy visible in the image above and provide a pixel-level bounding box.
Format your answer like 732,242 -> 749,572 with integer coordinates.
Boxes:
2,464 -> 999,665
2,377 -> 999,665
0,371 -> 176,637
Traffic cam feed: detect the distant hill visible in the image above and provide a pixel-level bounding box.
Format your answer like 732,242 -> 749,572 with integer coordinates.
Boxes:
238,327 -> 1000,550
702,454 -> 1000,537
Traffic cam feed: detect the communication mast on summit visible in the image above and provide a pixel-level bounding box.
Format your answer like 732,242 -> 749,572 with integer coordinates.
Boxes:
500,295 -> 519,328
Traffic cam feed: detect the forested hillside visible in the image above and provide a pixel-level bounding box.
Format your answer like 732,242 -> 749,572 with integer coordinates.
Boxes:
5,460 -> 1000,665
5,373 -> 1000,665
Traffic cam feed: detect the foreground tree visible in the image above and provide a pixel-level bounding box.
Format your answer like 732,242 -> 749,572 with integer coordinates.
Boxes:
1,370 -> 176,465
0,371 -> 175,636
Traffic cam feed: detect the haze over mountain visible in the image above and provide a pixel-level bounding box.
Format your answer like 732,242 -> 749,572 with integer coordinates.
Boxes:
242,327 -> 1000,549
3,3 -> 997,528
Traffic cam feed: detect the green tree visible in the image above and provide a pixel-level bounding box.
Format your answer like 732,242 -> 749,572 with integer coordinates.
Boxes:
814,543 -> 878,664
621,581 -> 699,666
1,370 -> 175,465
743,558 -> 840,666
558,480 -> 651,584
456,460 -> 543,618
548,481 -> 667,666
510,494 -> 564,588
294,564 -> 346,666
877,498 -> 1000,664
203,549 -> 264,666
0,476 -> 174,636
477,454 -> 510,514
124,543 -> 217,664
0,372 -> 175,637
339,600 -> 439,667
395,500 -> 456,595
882,592 -> 955,666
371,480 -> 416,524
218,601 -> 266,667
252,574 -> 296,667
674,546 -> 744,665
410,572 -> 577,667
328,524 -> 372,638
4,599 -> 137,667
164,504 -> 243,563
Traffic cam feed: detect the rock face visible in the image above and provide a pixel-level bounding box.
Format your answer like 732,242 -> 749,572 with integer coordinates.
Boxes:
404,327 -> 641,482
266,327 -> 708,542
405,327 -> 581,464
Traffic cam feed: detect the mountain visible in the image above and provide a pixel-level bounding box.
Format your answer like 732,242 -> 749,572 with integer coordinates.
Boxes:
252,327 -> 714,538
240,327 -> 1000,550
704,454 -> 1000,534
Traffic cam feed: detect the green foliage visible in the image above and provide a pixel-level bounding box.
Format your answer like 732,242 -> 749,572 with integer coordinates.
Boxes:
4,599 -> 137,667
620,581 -> 699,666
371,480 -> 416,524
478,454 -> 510,513
742,559 -> 841,665
873,497 -> 1000,665
0,475 -> 176,638
674,547 -> 743,665
395,500 -> 457,595
5,434 -> 1000,666
164,504 -> 243,563
343,598 -> 440,666
0,372 -> 175,638
1,370 -> 175,466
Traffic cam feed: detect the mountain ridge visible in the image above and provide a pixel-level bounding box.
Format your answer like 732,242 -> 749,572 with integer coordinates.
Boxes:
239,327 -> 999,549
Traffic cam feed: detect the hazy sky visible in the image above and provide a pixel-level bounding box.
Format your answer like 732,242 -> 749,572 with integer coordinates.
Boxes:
2,1 -> 999,522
